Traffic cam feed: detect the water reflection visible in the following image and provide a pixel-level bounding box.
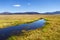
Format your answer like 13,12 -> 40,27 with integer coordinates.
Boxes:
0,19 -> 46,40
25,19 -> 46,30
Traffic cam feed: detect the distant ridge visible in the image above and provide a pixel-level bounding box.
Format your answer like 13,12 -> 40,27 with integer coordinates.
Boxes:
0,11 -> 60,15
0,12 -> 40,15
44,11 -> 60,15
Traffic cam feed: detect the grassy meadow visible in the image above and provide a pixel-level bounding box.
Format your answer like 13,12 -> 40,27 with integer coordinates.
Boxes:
0,14 -> 60,40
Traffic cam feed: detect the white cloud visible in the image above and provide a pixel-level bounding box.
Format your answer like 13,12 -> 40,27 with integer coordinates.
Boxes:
13,4 -> 21,7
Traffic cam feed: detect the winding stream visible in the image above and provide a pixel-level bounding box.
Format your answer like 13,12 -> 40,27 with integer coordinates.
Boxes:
0,19 -> 46,40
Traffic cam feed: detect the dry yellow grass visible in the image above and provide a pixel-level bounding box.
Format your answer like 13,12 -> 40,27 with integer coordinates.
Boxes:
0,14 -> 60,40
0,15 -> 41,28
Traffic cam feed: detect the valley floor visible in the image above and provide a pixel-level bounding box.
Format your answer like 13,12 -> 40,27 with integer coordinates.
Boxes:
0,14 -> 60,40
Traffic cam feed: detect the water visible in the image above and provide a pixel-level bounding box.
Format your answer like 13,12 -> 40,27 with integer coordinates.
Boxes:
0,19 -> 46,40
25,19 -> 46,30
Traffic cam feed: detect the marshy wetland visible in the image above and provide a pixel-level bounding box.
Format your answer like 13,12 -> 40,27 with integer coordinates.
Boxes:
0,19 -> 46,40
0,14 -> 60,40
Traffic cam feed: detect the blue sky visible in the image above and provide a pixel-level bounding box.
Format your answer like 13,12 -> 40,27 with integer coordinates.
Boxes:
0,0 -> 60,13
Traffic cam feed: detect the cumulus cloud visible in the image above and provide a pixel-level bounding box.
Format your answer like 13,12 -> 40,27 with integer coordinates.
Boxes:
13,4 -> 21,7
